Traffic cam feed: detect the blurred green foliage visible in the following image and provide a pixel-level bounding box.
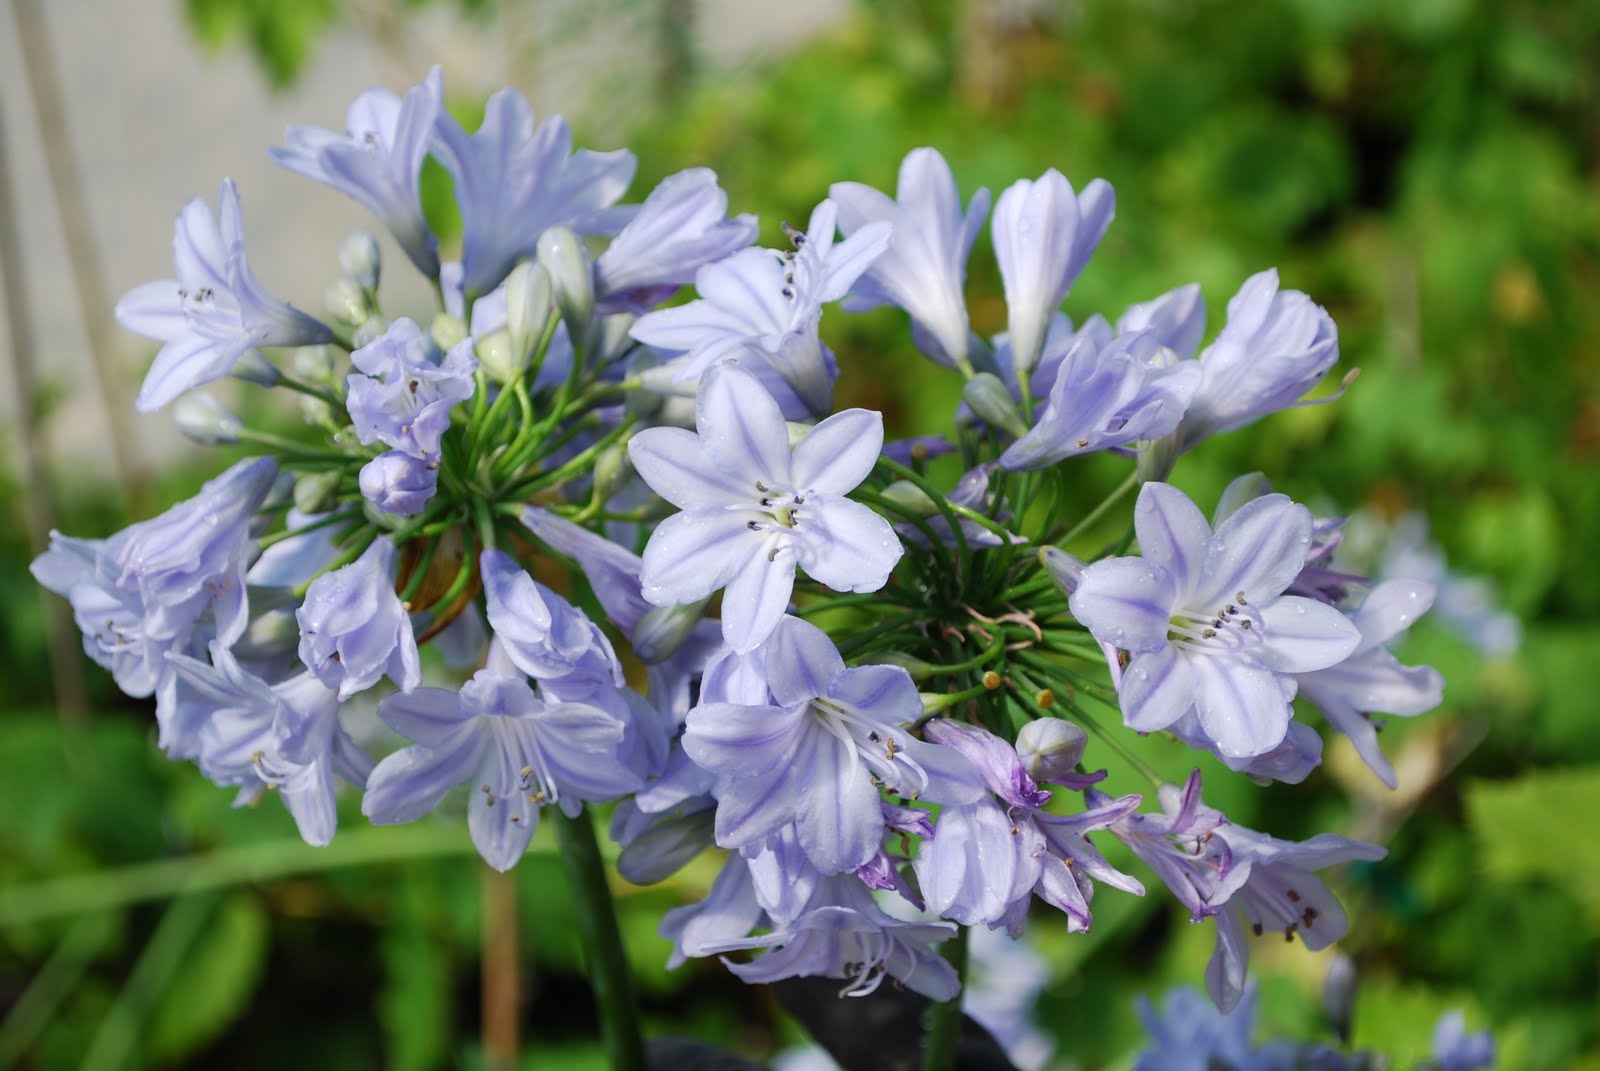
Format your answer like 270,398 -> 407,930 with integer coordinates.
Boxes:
5,1 -> 1599,1068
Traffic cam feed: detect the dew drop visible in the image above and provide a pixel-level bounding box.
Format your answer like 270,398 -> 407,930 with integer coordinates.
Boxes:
1294,603 -> 1307,615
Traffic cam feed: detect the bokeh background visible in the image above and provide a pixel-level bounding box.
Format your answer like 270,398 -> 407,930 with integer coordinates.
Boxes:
1,0 -> 1596,1067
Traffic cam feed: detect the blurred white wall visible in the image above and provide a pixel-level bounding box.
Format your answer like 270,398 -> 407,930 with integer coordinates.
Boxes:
0,0 -> 847,482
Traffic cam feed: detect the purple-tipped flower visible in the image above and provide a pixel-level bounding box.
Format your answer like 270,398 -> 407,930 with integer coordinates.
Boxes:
270,68 -> 443,279
595,168 -> 759,312
296,537 -> 421,700
830,147 -> 990,369
434,86 -> 635,299
629,363 -> 902,653
992,169 -> 1114,380
1298,579 -> 1445,789
682,616 -> 982,873
346,319 -> 477,460
1178,269 -> 1339,449
1000,327 -> 1202,471
363,651 -> 643,871
1069,482 -> 1361,757
116,181 -> 331,411
630,200 -> 890,416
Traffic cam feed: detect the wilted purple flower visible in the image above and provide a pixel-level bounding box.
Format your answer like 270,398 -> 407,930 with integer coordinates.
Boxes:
358,450 -> 438,517
1429,1010 -> 1495,1071
595,168 -> 758,311
999,327 -> 1202,471
629,363 -> 902,653
630,200 -> 890,416
1069,482 -> 1361,757
166,642 -> 371,846
296,537 -> 421,700
992,169 -> 1114,380
346,318 -> 477,460
1205,822 -> 1385,1013
31,456 -> 278,699
1103,770 -> 1242,923
1298,579 -> 1445,789
434,86 -> 635,299
115,181 -> 331,411
830,147 -> 990,369
682,616 -> 981,873
480,548 -> 623,689
917,720 -> 1141,932
1178,269 -> 1339,449
270,67 -> 443,278
363,649 -> 643,871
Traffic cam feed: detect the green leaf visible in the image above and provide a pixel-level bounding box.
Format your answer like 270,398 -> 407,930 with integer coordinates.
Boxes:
144,892 -> 268,1062
1465,765 -> 1600,928
380,888 -> 453,1071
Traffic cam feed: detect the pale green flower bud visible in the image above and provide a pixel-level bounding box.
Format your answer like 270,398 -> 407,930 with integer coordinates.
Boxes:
430,312 -> 468,351
537,226 -> 593,337
505,259 -> 554,372
879,480 -> 939,516
338,230 -> 382,291
173,392 -> 241,445
859,650 -> 939,680
592,443 -> 632,504
475,331 -> 518,386
963,372 -> 1029,437
230,349 -> 281,388
325,277 -> 370,326
293,344 -> 337,384
293,470 -> 343,515
1016,718 -> 1087,783
350,317 -> 387,350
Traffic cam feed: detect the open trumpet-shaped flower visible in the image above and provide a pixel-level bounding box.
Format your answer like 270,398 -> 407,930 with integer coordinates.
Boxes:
629,362 -> 902,653
116,181 -> 331,411
1069,482 -> 1361,757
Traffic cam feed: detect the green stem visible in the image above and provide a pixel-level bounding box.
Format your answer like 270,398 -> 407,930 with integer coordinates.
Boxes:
234,427 -> 350,461
1052,468 -> 1140,548
0,914 -> 107,1070
275,371 -> 343,409
920,924 -> 969,1071
552,808 -> 647,1071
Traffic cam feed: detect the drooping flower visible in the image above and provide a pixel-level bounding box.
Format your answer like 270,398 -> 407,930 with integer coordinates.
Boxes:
1177,269 -> 1339,449
434,86 -> 635,300
358,450 -> 438,517
594,168 -> 759,312
363,645 -> 643,871
1297,579 -> 1445,789
629,362 -> 902,653
992,169 -> 1114,381
115,181 -> 331,411
630,199 -> 890,416
830,147 -> 990,370
1069,482 -> 1361,757
296,536 -> 421,700
681,616 -> 982,873
270,68 -> 443,279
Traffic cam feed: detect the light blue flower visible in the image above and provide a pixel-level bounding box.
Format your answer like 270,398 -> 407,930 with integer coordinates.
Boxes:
629,362 -> 901,653
434,86 -> 635,300
1069,482 -> 1361,758
1428,1010 -> 1494,1071
830,147 -> 990,369
271,67 -> 444,279
595,168 -> 758,312
358,450 -> 438,517
346,318 -> 477,461
115,181 -> 330,411
296,536 -> 421,700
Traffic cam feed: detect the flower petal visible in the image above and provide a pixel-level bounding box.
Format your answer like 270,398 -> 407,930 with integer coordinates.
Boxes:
720,545 -> 797,654
697,362 -> 792,484
1191,655 -> 1291,758
1069,558 -> 1178,653
794,498 -> 902,594
1257,596 -> 1362,673
790,408 -> 883,494
1135,482 -> 1212,594
1120,646 -> 1194,733
1194,493 -> 1310,608
629,427 -> 750,509
639,510 -> 760,607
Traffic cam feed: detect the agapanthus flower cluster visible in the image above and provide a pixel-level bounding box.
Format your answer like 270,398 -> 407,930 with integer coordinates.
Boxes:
37,65 -> 1466,1039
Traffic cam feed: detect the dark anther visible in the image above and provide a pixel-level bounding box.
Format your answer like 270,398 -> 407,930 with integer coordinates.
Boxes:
747,521 -> 763,531
1237,591 -> 1248,605
1286,889 -> 1301,902
1240,619 -> 1253,630
1252,922 -> 1264,937
1203,629 -> 1217,638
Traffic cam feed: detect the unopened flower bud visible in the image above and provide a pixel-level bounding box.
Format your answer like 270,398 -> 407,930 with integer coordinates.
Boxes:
1016,718 -> 1088,783
359,451 -> 437,517
879,480 -> 939,517
859,650 -> 939,680
616,807 -> 716,885
293,470 -> 343,515
505,259 -> 554,370
230,349 -> 281,388
430,312 -> 468,351
325,277 -> 370,326
631,598 -> 710,663
474,331 -> 518,386
963,372 -> 1029,437
1040,545 -> 1086,596
293,345 -> 337,384
350,317 -> 388,350
592,443 -> 632,504
173,392 -> 241,445
338,230 -> 382,291
537,226 -> 594,337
